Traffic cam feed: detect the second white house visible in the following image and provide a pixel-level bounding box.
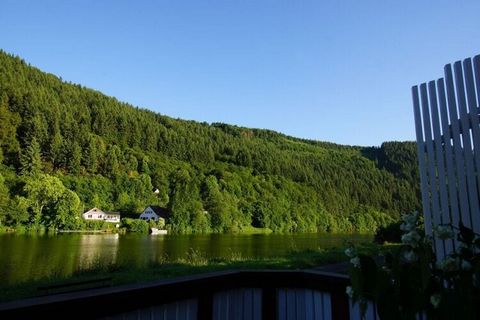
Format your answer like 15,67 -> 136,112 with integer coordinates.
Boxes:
83,208 -> 121,223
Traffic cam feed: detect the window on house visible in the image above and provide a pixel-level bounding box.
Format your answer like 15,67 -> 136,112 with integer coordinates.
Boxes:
88,215 -> 92,218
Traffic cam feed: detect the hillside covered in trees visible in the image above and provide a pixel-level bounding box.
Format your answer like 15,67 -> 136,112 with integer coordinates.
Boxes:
0,50 -> 420,233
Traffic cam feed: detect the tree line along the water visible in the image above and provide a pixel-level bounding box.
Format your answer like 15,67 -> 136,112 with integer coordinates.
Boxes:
0,50 -> 421,233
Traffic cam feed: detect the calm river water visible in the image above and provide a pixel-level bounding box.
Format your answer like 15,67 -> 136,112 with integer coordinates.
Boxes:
0,233 -> 371,285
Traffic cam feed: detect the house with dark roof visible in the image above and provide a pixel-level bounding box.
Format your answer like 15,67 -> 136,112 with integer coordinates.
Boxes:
139,206 -> 169,222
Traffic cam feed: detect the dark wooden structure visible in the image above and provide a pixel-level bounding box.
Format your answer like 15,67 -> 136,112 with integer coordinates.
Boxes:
0,270 -> 355,320
37,277 -> 112,295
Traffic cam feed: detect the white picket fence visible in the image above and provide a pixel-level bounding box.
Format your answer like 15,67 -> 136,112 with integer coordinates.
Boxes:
412,54 -> 480,260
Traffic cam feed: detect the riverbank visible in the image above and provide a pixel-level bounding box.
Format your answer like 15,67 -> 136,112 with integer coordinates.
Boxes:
0,225 -> 274,235
0,243 -> 393,303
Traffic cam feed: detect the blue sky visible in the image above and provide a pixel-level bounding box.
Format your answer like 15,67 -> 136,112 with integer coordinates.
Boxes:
1,1 -> 479,146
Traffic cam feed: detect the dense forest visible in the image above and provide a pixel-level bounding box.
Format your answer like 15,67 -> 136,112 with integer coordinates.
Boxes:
0,50 -> 420,233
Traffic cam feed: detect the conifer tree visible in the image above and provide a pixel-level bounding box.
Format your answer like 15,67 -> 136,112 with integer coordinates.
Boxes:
20,138 -> 42,175
68,142 -> 82,174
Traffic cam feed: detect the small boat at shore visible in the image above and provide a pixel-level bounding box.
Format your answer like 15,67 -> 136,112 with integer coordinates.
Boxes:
150,228 -> 167,235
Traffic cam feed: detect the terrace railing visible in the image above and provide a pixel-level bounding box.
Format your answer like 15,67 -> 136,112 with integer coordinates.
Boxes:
0,270 -> 365,320
412,54 -> 480,260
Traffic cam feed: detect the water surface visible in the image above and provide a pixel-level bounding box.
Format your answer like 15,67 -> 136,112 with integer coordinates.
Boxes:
0,233 -> 371,284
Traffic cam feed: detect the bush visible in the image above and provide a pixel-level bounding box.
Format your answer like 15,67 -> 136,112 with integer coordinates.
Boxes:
122,218 -> 149,233
347,212 -> 480,320
374,221 -> 402,244
84,220 -> 117,231
149,218 -> 165,229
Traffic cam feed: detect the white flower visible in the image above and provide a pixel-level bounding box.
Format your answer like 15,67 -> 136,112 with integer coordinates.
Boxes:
436,256 -> 458,272
461,260 -> 472,271
430,294 -> 441,309
346,286 -> 354,298
458,241 -> 469,250
345,247 -> 356,258
350,257 -> 361,268
401,231 -> 421,247
434,225 -> 454,240
400,222 -> 415,232
402,212 -> 419,225
403,250 -> 417,262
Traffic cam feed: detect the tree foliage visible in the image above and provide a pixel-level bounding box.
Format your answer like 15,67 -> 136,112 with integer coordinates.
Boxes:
0,50 -> 421,233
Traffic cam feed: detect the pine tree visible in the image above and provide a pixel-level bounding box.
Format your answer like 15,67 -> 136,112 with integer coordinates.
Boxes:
20,138 -> 43,175
68,142 -> 82,174
49,132 -> 63,169
0,94 -> 20,163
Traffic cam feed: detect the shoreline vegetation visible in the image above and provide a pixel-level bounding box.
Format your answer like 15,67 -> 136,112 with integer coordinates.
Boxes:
0,224 -> 276,235
0,242 -> 394,303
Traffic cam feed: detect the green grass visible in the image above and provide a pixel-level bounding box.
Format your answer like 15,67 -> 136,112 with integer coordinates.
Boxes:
0,242 -> 393,303
237,225 -> 273,234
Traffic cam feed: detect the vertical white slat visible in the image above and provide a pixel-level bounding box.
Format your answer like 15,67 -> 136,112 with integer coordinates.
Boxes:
170,301 -> 179,320
227,290 -> 235,320
322,292 -> 332,320
295,289 -> 307,320
137,308 -> 151,320
252,289 -> 262,320
277,289 -> 286,320
150,305 -> 164,320
349,300 -> 361,320
178,301 -> 184,320
177,299 -> 194,320
189,299 -> 197,320
214,291 -> 228,320
305,289 -> 314,320
365,301 -> 376,320
438,79 -> 461,230
463,58 -> 480,233
412,85 -> 433,236
445,64 -> 472,228
454,61 -> 480,228
429,81 -> 454,255
156,304 -> 166,320
474,55 -> 480,108
225,291 -> 230,320
234,289 -> 244,320
213,292 -> 220,320
464,58 -> 480,165
420,83 -> 444,256
287,289 -> 296,320
313,290 -> 322,320
243,289 -> 253,320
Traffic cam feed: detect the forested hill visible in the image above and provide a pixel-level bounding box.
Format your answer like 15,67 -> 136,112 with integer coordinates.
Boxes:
0,50 -> 420,233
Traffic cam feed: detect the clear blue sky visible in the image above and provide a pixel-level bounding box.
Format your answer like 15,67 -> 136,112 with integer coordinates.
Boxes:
1,1 -> 479,146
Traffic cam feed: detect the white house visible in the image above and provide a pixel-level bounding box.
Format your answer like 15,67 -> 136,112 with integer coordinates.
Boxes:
103,212 -> 121,223
139,206 -> 169,223
83,208 -> 121,223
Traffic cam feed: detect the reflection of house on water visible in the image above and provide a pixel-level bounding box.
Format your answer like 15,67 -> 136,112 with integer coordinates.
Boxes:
77,234 -> 119,269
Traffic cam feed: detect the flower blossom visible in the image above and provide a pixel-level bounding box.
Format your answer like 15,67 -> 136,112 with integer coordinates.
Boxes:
346,286 -> 354,298
436,256 -> 458,272
403,250 -> 417,262
401,230 -> 421,247
345,247 -> 356,258
350,257 -> 360,268
434,225 -> 454,240
430,294 -> 441,309
461,260 -> 472,271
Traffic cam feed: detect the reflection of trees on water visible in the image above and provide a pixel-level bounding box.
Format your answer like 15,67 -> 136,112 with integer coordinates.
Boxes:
77,234 -> 119,270
0,233 -> 372,285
